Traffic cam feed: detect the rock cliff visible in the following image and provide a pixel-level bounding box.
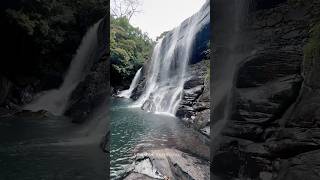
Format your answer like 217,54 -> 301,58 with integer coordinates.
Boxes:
212,0 -> 320,179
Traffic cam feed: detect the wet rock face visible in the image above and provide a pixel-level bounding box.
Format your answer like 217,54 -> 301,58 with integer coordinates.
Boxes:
303,51 -> 320,89
254,0 -> 287,10
175,60 -> 210,134
190,18 -> 210,64
97,15 -> 109,62
131,78 -> 146,100
236,51 -> 302,88
64,15 -> 109,123
287,88 -> 320,128
233,50 -> 303,126
276,150 -> 320,180
234,71 -> 302,125
212,0 -> 320,179
65,60 -> 108,123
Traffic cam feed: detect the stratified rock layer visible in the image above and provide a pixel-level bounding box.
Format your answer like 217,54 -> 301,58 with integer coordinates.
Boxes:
212,0 -> 320,179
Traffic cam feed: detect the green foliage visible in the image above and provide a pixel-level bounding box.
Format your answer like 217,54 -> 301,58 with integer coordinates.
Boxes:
110,16 -> 154,84
4,0 -> 107,69
6,9 -> 37,35
303,23 -> 320,76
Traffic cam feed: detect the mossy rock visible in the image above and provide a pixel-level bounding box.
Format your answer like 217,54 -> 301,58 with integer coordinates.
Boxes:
303,23 -> 320,88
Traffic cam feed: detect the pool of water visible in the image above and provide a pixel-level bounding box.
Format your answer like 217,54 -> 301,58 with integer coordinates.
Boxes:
110,98 -> 209,179
0,109 -> 108,180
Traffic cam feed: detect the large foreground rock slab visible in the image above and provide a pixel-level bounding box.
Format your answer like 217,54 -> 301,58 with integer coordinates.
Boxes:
124,149 -> 210,180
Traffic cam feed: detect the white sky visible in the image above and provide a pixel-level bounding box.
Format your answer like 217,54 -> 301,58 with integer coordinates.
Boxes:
130,0 -> 206,40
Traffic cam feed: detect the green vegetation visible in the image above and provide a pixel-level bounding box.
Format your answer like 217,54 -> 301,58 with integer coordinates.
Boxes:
4,0 -> 107,55
1,0 -> 107,79
110,16 -> 154,85
303,23 -> 320,76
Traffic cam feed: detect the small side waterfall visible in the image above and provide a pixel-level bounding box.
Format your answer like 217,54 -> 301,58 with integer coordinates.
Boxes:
118,68 -> 142,98
130,1 -> 209,116
25,20 -> 101,115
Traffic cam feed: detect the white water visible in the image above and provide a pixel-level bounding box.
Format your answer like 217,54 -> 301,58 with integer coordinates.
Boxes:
130,3 -> 208,116
118,68 -> 142,98
25,21 -> 101,115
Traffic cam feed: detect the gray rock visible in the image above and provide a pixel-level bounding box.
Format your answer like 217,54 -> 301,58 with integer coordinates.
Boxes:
124,173 -> 158,180
200,126 -> 210,137
194,109 -> 210,129
276,150 -> 320,180
233,75 -> 302,124
125,149 -> 210,180
65,60 -> 108,123
211,1 -> 320,179
236,50 -> 302,88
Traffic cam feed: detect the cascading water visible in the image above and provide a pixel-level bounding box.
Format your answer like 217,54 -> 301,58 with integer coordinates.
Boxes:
129,1 -> 210,116
117,68 -> 142,98
25,20 -> 102,115
212,0 -> 252,140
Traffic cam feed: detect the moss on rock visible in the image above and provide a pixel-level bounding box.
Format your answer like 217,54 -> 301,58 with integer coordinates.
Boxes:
303,22 -> 320,87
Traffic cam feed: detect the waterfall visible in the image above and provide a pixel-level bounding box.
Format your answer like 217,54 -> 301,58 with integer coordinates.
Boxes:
212,0 -> 252,140
117,68 -> 142,98
25,20 -> 101,115
131,1 -> 209,116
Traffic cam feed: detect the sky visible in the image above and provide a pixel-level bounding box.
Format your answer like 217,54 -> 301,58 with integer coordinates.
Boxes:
129,0 -> 206,40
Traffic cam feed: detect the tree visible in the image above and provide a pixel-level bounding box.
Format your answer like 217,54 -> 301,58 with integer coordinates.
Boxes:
111,0 -> 141,20
110,16 -> 154,86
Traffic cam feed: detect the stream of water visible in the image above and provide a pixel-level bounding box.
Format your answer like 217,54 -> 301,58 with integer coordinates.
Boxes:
0,108 -> 108,180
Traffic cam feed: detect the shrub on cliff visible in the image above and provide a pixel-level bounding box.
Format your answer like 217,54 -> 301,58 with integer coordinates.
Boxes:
1,0 -> 107,88
110,16 -> 153,86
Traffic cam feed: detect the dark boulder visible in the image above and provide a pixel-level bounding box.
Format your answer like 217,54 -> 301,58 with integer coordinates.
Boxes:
236,50 -> 302,88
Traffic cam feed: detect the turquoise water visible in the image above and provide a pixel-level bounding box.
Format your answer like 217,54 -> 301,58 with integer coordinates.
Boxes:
110,98 -> 209,179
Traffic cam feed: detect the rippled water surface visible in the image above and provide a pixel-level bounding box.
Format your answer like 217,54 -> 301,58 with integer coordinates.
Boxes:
110,98 -> 209,179
0,109 -> 108,180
